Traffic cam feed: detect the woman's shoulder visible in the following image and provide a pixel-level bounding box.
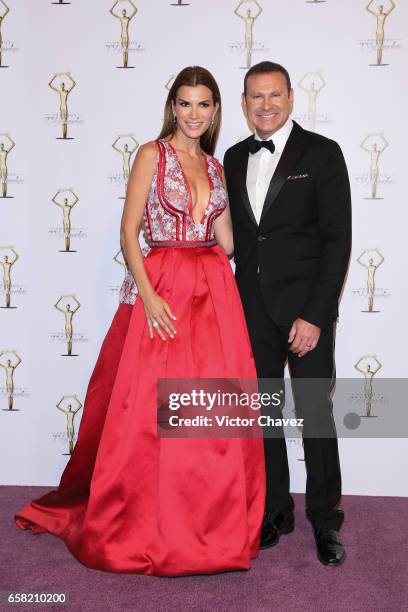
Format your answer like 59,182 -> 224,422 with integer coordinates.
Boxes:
137,140 -> 160,159
132,141 -> 160,175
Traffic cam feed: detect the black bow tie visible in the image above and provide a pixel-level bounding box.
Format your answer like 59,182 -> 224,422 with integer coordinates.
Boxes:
248,137 -> 275,155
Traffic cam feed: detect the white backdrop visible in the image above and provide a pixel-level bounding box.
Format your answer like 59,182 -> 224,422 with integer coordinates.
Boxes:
0,0 -> 407,495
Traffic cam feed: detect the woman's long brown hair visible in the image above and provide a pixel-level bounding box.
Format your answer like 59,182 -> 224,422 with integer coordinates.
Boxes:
158,66 -> 222,155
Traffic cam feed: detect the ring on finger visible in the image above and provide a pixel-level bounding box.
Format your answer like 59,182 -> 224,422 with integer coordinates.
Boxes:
152,320 -> 159,328
158,315 -> 170,329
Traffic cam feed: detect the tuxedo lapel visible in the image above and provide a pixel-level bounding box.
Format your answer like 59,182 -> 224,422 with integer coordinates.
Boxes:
234,139 -> 258,227
259,122 -> 307,224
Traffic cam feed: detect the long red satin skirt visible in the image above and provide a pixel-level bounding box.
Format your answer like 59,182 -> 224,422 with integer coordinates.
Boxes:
15,245 -> 266,576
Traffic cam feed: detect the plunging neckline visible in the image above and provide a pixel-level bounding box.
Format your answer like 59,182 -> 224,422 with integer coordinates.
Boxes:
166,140 -> 213,225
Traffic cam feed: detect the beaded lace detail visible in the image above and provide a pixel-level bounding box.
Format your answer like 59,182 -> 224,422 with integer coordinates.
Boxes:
118,139 -> 228,305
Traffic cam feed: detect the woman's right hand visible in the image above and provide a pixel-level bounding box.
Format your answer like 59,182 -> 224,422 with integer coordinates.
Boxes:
141,290 -> 177,340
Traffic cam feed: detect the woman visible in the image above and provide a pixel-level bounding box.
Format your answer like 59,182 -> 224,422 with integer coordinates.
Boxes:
15,66 -> 266,576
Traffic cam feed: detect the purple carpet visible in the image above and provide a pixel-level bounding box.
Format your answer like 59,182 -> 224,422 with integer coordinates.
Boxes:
1,487 -> 406,612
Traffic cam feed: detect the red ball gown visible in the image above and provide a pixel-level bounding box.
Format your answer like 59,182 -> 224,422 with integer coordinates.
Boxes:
15,139 -> 266,576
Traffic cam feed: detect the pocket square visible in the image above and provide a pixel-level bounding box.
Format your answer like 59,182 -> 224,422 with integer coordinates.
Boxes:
286,173 -> 309,180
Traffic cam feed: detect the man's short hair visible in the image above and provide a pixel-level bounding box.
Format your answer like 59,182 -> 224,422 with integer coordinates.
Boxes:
244,61 -> 292,95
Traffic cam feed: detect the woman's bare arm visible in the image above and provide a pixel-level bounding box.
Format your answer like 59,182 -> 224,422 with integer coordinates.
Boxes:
120,141 -> 176,339
214,169 -> 234,257
120,141 -> 157,299
214,204 -> 234,257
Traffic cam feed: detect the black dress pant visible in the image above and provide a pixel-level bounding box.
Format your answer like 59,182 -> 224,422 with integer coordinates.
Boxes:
243,278 -> 344,530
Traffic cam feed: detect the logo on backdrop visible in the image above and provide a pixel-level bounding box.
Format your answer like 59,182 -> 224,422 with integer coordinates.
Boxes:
53,294 -> 83,356
170,0 -> 190,5
0,246 -> 19,308
110,134 -> 139,198
296,72 -> 328,132
165,74 -> 175,91
110,248 -> 128,299
232,1 -> 266,69
357,133 -> 390,199
0,350 -> 21,411
0,1 -> 13,68
305,0 -> 326,3
0,132 -> 16,198
52,0 -> 71,5
114,249 -> 128,276
356,248 -> 385,313
56,395 -> 83,455
361,1 -> 398,66
47,72 -> 79,139
108,1 -> 144,68
50,189 -> 82,252
354,355 -> 382,418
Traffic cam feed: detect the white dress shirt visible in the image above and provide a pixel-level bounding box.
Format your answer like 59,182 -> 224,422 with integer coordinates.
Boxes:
246,117 -> 293,224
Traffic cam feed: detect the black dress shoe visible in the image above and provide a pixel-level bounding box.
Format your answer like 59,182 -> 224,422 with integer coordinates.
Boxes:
260,509 -> 294,549
313,526 -> 345,566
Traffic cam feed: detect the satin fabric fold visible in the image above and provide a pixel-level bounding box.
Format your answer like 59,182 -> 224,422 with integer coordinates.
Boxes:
15,245 -> 266,576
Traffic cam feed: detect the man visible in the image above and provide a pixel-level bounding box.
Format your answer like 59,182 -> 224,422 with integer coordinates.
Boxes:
223,61 -> 351,566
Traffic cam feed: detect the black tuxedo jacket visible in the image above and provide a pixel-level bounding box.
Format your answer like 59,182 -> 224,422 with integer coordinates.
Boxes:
223,121 -> 352,330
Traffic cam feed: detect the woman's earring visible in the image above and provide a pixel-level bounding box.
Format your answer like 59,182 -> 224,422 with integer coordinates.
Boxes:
211,115 -> 215,126
173,114 -> 177,124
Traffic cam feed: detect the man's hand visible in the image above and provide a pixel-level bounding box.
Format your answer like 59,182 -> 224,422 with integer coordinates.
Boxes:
288,318 -> 321,358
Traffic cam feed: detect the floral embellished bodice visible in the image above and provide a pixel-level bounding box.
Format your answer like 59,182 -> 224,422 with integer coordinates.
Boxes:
119,139 -> 228,304
145,139 -> 227,243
